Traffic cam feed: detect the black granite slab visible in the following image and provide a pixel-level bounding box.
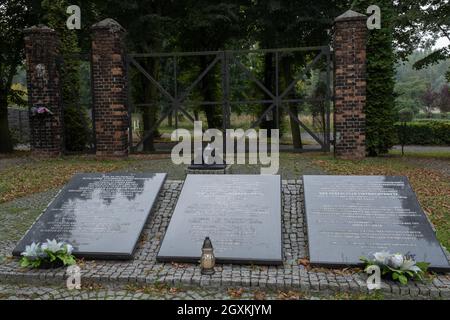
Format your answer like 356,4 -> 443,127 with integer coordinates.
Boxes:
303,175 -> 450,271
13,173 -> 167,260
157,175 -> 282,265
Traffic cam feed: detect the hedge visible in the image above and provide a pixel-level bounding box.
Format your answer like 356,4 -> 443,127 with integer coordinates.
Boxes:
395,121 -> 450,145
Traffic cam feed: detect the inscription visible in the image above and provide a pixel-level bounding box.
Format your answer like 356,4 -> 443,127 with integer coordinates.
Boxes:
157,175 -> 282,265
13,173 -> 167,259
303,175 -> 450,271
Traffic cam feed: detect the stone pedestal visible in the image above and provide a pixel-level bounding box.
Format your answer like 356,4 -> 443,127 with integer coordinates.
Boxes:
185,165 -> 231,175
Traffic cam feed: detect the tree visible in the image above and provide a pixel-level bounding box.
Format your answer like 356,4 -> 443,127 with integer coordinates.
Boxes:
395,50 -> 450,115
95,0 -> 179,151
248,0 -> 349,146
438,84 -> 450,114
420,85 -> 438,117
177,0 -> 245,129
396,0 -> 450,79
0,1 -> 39,152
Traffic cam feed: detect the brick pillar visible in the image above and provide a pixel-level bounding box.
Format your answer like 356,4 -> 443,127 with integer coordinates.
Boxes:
333,10 -> 367,159
24,25 -> 63,156
91,19 -> 129,157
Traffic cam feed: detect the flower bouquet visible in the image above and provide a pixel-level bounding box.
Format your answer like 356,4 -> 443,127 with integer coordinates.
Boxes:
30,106 -> 54,118
360,252 -> 429,285
20,239 -> 76,269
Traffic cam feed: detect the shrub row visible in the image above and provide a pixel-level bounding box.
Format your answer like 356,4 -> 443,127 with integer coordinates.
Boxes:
395,120 -> 450,145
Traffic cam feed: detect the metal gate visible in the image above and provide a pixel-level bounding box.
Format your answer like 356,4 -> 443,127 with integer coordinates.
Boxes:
127,46 -> 332,153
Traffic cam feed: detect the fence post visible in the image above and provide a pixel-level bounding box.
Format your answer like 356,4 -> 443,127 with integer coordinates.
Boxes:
24,25 -> 63,156
333,10 -> 367,159
91,18 -> 129,157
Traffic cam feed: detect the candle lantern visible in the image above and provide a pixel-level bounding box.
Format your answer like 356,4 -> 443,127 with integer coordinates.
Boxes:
200,236 -> 215,275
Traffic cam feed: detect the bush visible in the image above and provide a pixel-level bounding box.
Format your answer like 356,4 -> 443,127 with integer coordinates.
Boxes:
395,120 -> 450,145
414,113 -> 444,120
398,108 -> 414,122
64,106 -> 92,151
9,128 -> 29,146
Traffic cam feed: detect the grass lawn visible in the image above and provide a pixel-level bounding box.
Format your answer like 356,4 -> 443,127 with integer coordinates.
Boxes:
0,156 -> 134,203
0,151 -> 448,251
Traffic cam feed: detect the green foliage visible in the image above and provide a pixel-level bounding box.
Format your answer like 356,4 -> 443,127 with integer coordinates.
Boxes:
394,120 -> 450,145
42,0 -> 89,152
355,0 -> 396,156
415,113 -> 449,120
0,0 -> 39,153
395,51 -> 450,115
42,0 -> 80,105
5,0 -> 445,156
398,108 -> 414,122
395,0 -> 449,78
63,105 -> 92,151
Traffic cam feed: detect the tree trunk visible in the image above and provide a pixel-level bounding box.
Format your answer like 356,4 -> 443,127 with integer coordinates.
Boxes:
168,110 -> 173,127
282,57 -> 302,149
141,58 -> 159,152
200,56 -> 220,129
0,90 -> 13,153
260,53 -> 275,135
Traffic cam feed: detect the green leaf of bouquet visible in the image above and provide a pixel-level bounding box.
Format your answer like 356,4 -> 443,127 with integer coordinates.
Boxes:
405,270 -> 414,277
31,260 -> 41,268
45,250 -> 56,261
20,258 -> 30,267
386,265 -> 402,273
360,256 -> 370,263
66,256 -> 76,265
392,272 -> 399,280
58,254 -> 76,266
398,274 -> 408,285
416,262 -> 430,271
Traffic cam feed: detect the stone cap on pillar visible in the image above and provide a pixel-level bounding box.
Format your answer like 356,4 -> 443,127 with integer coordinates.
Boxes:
24,24 -> 55,34
91,18 -> 125,33
334,9 -> 366,23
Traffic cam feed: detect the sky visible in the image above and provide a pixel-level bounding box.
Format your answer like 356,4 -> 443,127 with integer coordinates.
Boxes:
435,37 -> 450,49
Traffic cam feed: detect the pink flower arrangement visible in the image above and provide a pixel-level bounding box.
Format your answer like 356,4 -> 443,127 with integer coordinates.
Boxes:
30,106 -> 54,117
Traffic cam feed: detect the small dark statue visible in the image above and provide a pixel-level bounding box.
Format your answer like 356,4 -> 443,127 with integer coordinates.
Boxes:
188,143 -> 226,170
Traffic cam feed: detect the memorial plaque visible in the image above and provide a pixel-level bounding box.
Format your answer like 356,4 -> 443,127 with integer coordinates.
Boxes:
157,175 -> 282,265
13,173 -> 167,259
303,175 -> 450,271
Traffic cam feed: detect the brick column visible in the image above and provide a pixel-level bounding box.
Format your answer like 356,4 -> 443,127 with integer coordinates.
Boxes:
91,19 -> 129,157
24,25 -> 63,156
333,10 -> 367,159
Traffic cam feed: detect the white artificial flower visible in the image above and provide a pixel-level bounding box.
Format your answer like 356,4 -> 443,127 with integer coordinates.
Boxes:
373,251 -> 391,264
21,242 -> 41,258
387,253 -> 404,269
41,239 -> 64,253
409,265 -> 422,273
65,244 -> 73,255
400,257 -> 421,273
